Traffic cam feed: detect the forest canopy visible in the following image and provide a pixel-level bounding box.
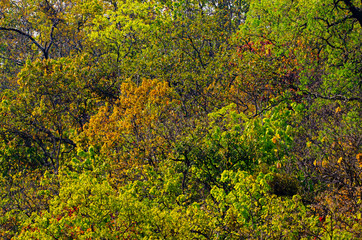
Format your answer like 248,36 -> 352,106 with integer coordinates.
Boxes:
0,0 -> 361,239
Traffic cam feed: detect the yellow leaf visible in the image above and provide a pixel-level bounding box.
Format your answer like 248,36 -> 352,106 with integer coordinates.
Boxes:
272,133 -> 280,144
357,153 -> 362,167
322,160 -> 328,167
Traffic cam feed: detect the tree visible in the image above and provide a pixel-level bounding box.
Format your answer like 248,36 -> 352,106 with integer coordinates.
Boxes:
0,57 -> 97,174
241,0 -> 362,236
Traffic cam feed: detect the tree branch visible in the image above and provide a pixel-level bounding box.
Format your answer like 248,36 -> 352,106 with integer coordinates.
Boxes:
303,90 -> 362,102
342,0 -> 362,27
0,26 -> 48,59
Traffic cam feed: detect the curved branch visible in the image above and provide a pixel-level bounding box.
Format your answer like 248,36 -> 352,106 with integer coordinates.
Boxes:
0,26 -> 48,59
343,0 -> 362,27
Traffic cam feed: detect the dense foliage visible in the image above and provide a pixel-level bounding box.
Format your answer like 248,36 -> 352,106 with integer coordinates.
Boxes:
1,0 -> 361,239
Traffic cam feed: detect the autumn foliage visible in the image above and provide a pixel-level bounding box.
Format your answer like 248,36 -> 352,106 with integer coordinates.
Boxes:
0,0 -> 361,239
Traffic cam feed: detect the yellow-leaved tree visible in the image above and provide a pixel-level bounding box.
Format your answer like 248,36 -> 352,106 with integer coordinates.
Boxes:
80,79 -> 178,182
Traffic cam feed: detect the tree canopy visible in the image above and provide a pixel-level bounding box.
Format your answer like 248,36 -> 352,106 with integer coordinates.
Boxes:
0,0 -> 361,239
